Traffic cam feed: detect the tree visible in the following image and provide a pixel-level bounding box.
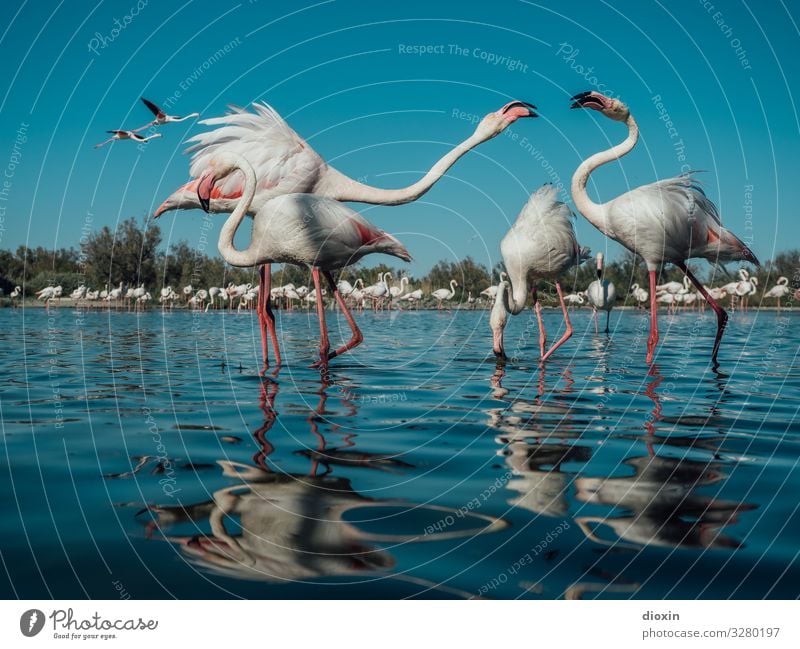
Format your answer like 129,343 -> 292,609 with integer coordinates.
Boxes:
84,217 -> 161,288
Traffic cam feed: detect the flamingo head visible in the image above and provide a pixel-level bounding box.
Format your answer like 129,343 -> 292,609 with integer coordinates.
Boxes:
477,100 -> 537,140
196,152 -> 248,213
153,178 -> 201,218
595,251 -> 604,278
571,91 -> 629,122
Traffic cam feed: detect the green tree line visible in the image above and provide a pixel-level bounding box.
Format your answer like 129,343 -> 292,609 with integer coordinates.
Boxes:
1,216 -> 796,306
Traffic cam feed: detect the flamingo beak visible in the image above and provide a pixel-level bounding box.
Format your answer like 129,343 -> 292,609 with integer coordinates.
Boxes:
197,171 -> 216,213
153,179 -> 201,218
570,91 -> 606,110
501,100 -> 538,118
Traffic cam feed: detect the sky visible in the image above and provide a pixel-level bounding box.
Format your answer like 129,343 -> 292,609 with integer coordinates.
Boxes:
0,0 -> 798,279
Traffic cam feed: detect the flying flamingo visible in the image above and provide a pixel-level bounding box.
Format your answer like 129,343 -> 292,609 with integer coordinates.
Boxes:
586,252 -> 616,333
569,91 -> 759,364
155,99 -> 535,366
490,185 -> 589,362
763,276 -> 790,310
432,280 -> 458,310
197,152 -> 411,367
133,98 -> 199,132
94,130 -> 161,148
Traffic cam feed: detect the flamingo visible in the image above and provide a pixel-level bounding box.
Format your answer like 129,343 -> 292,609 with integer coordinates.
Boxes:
400,288 -> 424,309
586,252 -> 616,333
481,272 -> 508,303
735,272 -> 758,311
94,130 -> 161,148
133,98 -> 199,132
198,152 -> 411,367
490,185 -> 589,362
564,292 -> 585,308
389,276 -> 410,306
155,99 -> 535,366
363,273 -> 392,311
10,286 -> 22,306
570,90 -> 759,364
467,291 -> 477,309
36,285 -> 62,307
629,283 -> 649,308
432,280 -> 458,310
763,276 -> 790,310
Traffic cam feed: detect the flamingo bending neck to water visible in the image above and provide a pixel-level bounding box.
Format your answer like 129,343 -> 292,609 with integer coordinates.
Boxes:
197,152 -> 411,368
490,185 -> 589,362
569,90 -> 759,364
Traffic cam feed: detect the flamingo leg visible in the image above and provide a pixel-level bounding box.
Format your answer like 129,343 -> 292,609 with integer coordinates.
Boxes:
646,270 -> 659,364
605,309 -> 610,334
311,268 -> 330,367
310,271 -> 364,366
593,308 -> 598,335
258,264 -> 281,368
676,261 -> 728,364
532,286 -> 546,358
541,282 -> 573,363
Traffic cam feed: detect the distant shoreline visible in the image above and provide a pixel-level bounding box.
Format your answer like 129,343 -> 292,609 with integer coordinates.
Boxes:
2,299 -> 797,313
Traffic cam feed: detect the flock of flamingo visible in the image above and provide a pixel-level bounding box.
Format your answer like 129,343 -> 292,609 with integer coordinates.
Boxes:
81,91 -> 780,368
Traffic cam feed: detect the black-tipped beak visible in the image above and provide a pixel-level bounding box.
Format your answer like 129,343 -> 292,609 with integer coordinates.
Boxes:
570,91 -> 604,110
198,192 -> 210,213
504,100 -> 538,117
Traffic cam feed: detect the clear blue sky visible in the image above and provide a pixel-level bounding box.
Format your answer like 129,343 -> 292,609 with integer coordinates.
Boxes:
1,0 -> 797,278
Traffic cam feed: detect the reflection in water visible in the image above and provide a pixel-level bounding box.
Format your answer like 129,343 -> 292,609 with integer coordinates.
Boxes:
142,373 -> 509,586
148,462 -> 397,581
574,455 -> 756,550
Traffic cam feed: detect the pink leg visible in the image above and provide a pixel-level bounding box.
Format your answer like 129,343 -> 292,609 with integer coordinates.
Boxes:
676,261 -> 728,364
258,264 -> 281,368
311,268 -> 330,367
311,271 -> 364,367
542,282 -> 574,362
593,308 -> 598,335
532,286 -> 546,358
646,270 -> 659,364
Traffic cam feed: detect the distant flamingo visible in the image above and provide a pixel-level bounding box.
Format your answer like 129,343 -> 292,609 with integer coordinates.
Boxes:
198,152 -> 411,368
570,90 -> 759,364
629,283 -> 649,308
94,130 -> 161,148
763,276 -> 790,310
133,98 -> 199,132
432,280 -> 458,310
481,272 -> 508,302
490,185 -> 589,362
586,252 -> 616,333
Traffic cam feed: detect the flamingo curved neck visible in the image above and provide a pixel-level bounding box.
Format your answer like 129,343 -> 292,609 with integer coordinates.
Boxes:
218,161 -> 259,267
323,132 -> 487,205
501,273 -> 528,315
571,114 -> 639,232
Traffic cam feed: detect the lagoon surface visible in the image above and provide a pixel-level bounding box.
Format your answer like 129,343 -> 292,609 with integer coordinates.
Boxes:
1,307 -> 798,599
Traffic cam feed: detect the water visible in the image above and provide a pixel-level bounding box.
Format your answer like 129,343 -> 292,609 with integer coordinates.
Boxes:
1,306 -> 798,599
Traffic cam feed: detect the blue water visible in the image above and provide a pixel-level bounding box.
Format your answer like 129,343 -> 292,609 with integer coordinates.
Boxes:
1,306 -> 798,599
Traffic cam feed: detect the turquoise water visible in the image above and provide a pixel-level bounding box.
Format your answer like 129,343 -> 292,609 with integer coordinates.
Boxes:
1,307 -> 798,599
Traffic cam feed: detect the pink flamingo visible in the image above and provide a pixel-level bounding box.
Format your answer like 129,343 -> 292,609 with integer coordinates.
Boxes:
198,152 -> 411,368
570,91 -> 758,364
155,99 -> 536,368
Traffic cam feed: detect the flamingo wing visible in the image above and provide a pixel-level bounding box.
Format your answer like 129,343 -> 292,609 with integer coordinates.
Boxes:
141,98 -> 166,120
186,103 -> 326,201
